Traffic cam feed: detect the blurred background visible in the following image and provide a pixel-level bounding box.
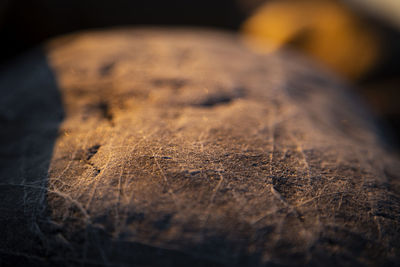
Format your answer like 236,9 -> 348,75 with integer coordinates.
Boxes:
1,0 -> 399,145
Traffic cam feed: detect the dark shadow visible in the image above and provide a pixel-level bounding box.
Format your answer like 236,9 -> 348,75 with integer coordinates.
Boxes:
0,0 -> 248,62
0,47 -> 64,265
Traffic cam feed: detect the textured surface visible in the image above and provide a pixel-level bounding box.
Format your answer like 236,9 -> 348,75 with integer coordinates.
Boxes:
0,28 -> 399,266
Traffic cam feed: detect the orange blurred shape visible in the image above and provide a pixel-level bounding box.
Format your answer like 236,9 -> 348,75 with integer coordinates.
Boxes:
241,0 -> 380,80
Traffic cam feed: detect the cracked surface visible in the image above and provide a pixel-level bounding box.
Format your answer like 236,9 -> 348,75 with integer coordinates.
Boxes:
0,28 -> 399,266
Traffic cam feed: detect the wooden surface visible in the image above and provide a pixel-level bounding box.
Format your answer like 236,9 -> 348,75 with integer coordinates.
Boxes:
0,28 -> 399,266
